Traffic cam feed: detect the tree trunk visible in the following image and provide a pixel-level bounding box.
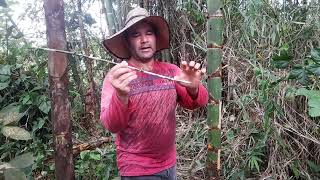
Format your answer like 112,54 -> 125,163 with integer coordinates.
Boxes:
206,0 -> 223,178
43,0 -> 75,179
77,0 -> 98,121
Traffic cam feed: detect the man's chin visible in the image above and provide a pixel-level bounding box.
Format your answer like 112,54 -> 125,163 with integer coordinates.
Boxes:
136,54 -> 154,62
139,58 -> 153,63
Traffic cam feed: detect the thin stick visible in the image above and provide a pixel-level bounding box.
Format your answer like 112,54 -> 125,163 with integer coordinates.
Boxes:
36,47 -> 191,84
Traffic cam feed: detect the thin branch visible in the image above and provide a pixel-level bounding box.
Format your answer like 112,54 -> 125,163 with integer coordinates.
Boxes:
35,47 -> 191,84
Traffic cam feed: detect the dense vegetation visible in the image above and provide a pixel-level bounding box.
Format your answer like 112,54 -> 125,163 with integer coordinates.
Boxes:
0,0 -> 319,179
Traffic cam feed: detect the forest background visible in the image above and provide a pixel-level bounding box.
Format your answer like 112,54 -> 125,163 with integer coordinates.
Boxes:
0,0 -> 319,179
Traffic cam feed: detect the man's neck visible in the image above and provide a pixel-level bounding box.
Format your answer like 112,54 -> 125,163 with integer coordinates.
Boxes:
128,57 -> 155,71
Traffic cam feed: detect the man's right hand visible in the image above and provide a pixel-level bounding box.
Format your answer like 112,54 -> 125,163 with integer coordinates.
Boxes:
107,61 -> 137,104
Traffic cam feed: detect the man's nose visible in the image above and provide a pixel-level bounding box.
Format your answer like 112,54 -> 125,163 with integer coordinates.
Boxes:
140,34 -> 148,43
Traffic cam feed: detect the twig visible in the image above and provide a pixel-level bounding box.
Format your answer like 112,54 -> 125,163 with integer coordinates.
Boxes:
36,47 -> 191,84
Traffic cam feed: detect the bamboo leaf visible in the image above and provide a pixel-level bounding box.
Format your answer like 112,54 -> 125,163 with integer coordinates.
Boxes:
307,160 -> 320,173
1,126 -> 32,140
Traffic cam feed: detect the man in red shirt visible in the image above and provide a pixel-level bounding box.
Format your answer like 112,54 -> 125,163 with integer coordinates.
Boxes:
101,6 -> 208,180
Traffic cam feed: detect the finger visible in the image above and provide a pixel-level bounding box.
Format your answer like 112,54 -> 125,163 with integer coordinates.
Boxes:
195,68 -> 206,77
180,61 -> 188,71
189,61 -> 195,69
194,63 -> 201,70
112,67 -> 133,79
120,73 -> 138,87
110,61 -> 128,74
118,71 -> 136,83
200,68 -> 206,75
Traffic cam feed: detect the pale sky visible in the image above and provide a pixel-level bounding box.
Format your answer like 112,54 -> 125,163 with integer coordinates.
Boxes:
8,0 -> 108,46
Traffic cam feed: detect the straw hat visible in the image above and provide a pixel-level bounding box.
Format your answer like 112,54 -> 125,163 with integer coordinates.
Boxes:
102,7 -> 170,59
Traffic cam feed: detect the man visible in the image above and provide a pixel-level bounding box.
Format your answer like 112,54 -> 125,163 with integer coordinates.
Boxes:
100,7 -> 208,180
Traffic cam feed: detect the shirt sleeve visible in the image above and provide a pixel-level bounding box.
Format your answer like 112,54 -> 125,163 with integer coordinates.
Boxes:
175,82 -> 209,110
100,75 -> 131,133
173,65 -> 209,110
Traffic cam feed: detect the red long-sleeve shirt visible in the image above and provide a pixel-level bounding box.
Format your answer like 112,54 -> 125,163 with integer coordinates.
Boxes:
100,61 -> 208,176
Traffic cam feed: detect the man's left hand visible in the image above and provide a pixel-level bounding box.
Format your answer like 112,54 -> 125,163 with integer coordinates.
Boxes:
174,61 -> 206,98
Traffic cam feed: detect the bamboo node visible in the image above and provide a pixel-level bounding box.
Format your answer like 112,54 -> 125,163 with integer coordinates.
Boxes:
208,9 -> 224,18
209,95 -> 219,105
207,144 -> 219,153
207,43 -> 223,49
208,126 -> 220,131
207,70 -> 221,79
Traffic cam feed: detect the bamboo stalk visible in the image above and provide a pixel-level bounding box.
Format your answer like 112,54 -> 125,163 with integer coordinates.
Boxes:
206,0 -> 223,178
36,47 -> 191,84
105,0 -> 117,35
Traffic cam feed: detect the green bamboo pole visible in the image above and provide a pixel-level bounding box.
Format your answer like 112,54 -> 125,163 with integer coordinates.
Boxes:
206,0 -> 224,178
101,0 -> 117,35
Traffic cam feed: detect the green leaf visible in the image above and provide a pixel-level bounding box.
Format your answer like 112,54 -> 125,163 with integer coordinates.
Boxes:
38,101 -> 50,114
0,82 -> 9,90
1,126 -> 32,141
0,75 -> 10,82
291,164 -> 300,178
0,104 -> 24,126
33,118 -> 45,132
306,64 -> 320,76
8,152 -> 34,169
253,157 -> 260,172
308,97 -> 320,117
296,88 -> 320,98
296,88 -> 320,117
21,95 -> 31,105
80,151 -> 89,160
272,53 -> 292,69
284,86 -> 296,99
0,65 -> 11,75
4,168 -> 27,180
307,160 -> 320,173
311,48 -> 320,63
89,153 -> 101,161
288,66 -> 310,85
226,130 -> 235,142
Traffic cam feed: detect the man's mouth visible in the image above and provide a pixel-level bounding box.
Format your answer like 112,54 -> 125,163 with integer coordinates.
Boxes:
140,47 -> 152,52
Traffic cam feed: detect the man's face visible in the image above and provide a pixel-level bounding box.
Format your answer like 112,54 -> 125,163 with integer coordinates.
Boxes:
126,21 -> 157,62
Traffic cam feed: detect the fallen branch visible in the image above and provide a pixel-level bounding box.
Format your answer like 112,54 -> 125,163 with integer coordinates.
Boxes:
44,136 -> 113,164
35,47 -> 191,84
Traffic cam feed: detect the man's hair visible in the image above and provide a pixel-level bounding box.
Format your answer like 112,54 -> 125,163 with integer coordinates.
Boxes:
123,20 -> 159,41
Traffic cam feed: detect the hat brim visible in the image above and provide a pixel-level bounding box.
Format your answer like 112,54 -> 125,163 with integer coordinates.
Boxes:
102,16 -> 170,59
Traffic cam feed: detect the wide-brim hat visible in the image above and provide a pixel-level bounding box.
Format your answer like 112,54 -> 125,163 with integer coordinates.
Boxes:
102,7 -> 170,59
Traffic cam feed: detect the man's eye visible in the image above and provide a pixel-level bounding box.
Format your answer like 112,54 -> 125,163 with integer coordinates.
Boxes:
147,31 -> 154,35
131,33 -> 139,37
